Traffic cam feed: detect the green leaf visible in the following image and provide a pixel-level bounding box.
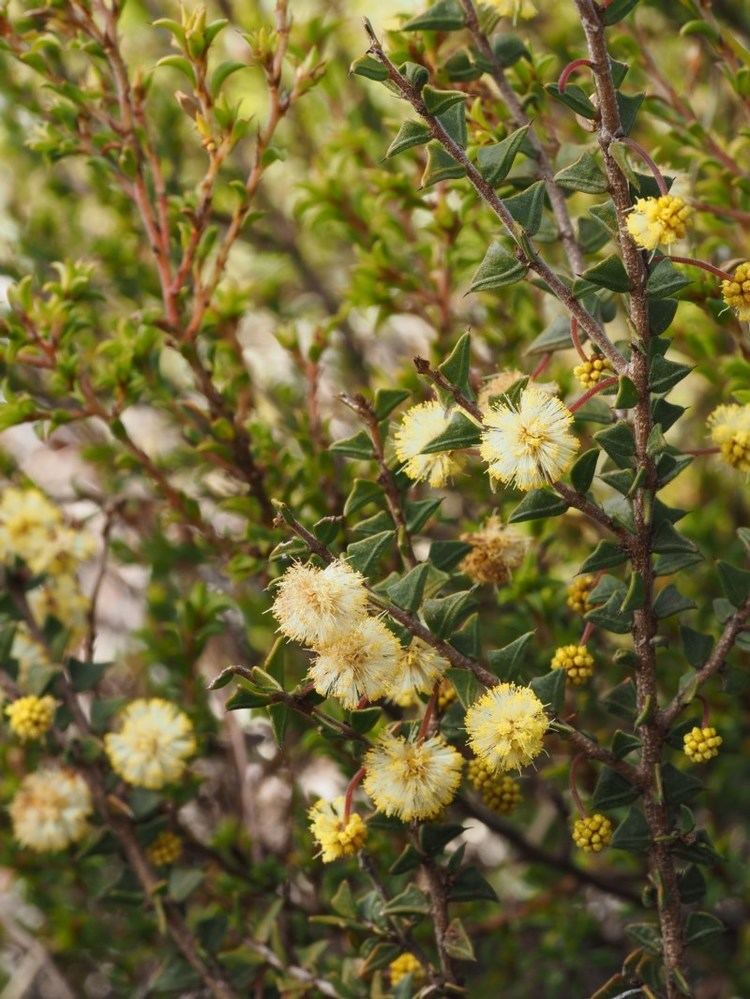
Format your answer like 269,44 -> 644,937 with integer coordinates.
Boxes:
70,659 -> 109,692
423,589 -> 477,638
420,411 -> 480,453
580,541 -> 627,573
611,730 -> 642,759
447,866 -> 497,902
476,125 -> 530,186
268,702 -> 289,745
616,91 -> 644,135
546,83 -> 597,119
430,539 -> 472,570
446,667 -> 479,709
653,584 -> 696,619
502,181 -> 545,235
374,388 -> 411,420
681,627 -> 713,669
330,880 -> 357,918
156,54 -> 195,83
0,398 -> 38,431
488,631 -> 535,682
649,356 -> 693,394
444,917 -> 476,962
602,0 -> 640,24
678,866 -> 706,904
646,257 -> 691,299
169,868 -> 205,902
554,152 -> 607,193
578,255 -> 631,293
385,119 -> 432,158
529,669 -> 565,713
406,498 -> 442,532
403,0 -> 465,31
423,86 -> 466,116
661,763 -> 702,807
585,591 -> 632,634
469,242 -> 528,292
489,34 -> 529,68
613,376 -> 638,409
594,421 -> 635,467
346,530 -> 395,575
684,912 -> 724,946
526,317 -> 572,355
349,706 -> 382,734
508,488 -> 568,523
620,572 -> 645,612
329,430 -> 374,459
625,923 -> 662,956
611,806 -> 650,852
350,55 -> 389,81
419,822 -> 464,854
603,680 -> 637,719
438,332 -> 472,396
436,101 -> 467,148
344,479 -> 384,517
386,563 -> 431,612
717,560 -> 750,607
592,768 -> 640,810
570,448 -> 599,493
389,845 -> 421,875
209,60 -> 245,98
421,142 -> 465,187
225,686 -> 273,710
383,885 -> 430,914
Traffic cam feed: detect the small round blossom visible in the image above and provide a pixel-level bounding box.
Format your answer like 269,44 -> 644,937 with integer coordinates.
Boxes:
104,698 -> 196,789
573,355 -> 613,389
480,386 -> 579,491
0,487 -> 62,573
550,644 -> 595,686
465,683 -> 548,774
437,678 -> 457,711
567,575 -> 595,615
625,195 -> 691,251
683,725 -> 722,763
271,559 -> 368,646
6,695 -> 57,741
309,616 -> 400,710
468,757 -> 521,814
28,574 -> 90,639
308,797 -> 367,862
572,813 -> 612,853
459,515 -> 529,586
148,830 -> 183,866
388,639 -> 449,702
721,262 -> 750,321
389,952 -> 425,986
10,767 -> 92,852
707,404 -> 750,474
394,401 -> 457,488
364,734 -> 463,822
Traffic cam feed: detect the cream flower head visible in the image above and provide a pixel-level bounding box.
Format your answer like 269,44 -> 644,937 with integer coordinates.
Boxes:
394,401 -> 457,487
104,698 -> 196,789
708,403 -> 750,473
625,194 -> 691,251
363,733 -> 463,821
309,616 -> 400,709
387,638 -> 450,702
271,559 -> 369,646
480,385 -> 579,490
459,514 -> 529,586
10,767 -> 92,852
308,796 -> 367,862
464,682 -> 548,773
0,487 -> 94,576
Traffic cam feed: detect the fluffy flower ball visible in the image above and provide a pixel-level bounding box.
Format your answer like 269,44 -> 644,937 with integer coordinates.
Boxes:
480,386 -> 579,491
388,638 -> 449,702
271,559 -> 368,646
394,401 -> 457,487
468,757 -> 521,814
364,734 -> 463,822
572,813 -> 612,853
0,487 -> 93,576
6,695 -> 56,741
721,262 -> 750,321
567,575 -> 595,614
104,698 -> 196,789
459,515 -> 529,586
148,830 -> 183,866
389,953 -> 425,986
10,767 -> 92,852
625,195 -> 691,251
707,404 -> 750,473
465,682 -> 548,774
550,644 -> 595,686
309,616 -> 400,709
573,355 -> 613,389
308,797 -> 367,862
683,726 -> 722,763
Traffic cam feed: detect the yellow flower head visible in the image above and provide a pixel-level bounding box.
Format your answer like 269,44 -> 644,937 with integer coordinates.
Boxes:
309,616 -> 400,709
104,698 -> 196,789
308,796 -> 367,862
6,695 -> 57,741
148,830 -> 183,866
389,952 -> 425,986
683,725 -> 722,763
708,403 -> 750,473
388,638 -> 449,702
567,575 -> 595,614
468,757 -> 521,814
271,559 -> 368,646
572,813 -> 612,853
625,195 -> 691,251
394,401 -> 457,487
0,487 -> 93,576
28,574 -> 90,639
465,682 -> 548,773
10,767 -> 92,852
364,733 -> 463,822
480,386 -> 579,491
460,514 -> 529,585
722,262 -> 750,321
550,644 -> 594,686
573,355 -> 613,389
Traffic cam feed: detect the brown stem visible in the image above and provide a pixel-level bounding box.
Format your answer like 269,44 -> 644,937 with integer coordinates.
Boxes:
666,254 -> 733,282
568,375 -> 619,413
417,682 -> 440,742
413,356 -> 483,422
569,754 -> 587,817
569,316 -> 590,363
343,767 -> 366,823
420,854 -> 457,986
530,351 -> 552,381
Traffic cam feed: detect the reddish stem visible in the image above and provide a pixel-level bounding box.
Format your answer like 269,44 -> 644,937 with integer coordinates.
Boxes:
579,621 -> 595,646
343,767 -> 366,823
569,753 -> 587,817
569,376 -> 618,413
684,446 -> 719,457
667,254 -> 733,282
418,682 -> 440,742
569,316 -> 589,363
696,694 -> 710,729
531,351 -> 552,381
619,137 -> 668,196
558,58 -> 595,93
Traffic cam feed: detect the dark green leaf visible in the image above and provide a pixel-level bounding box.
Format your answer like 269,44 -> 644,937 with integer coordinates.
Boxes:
611,730 -> 642,759
678,866 -> 706,904
419,823 -> 464,854
661,763 -> 702,807
585,591 -> 633,633
616,91 -> 644,135
681,627 -> 713,669
386,563 -> 431,612
580,540 -> 627,573
383,885 -> 430,914
420,411 -> 480,453
547,82 -> 597,119
385,119 -> 432,158
329,430 -> 374,459
476,125 -> 530,186
591,768 -> 640,809
350,55 -> 388,81
649,356 -> 693,394
423,86 -> 466,116
684,912 -> 724,946
529,669 -> 565,713
423,589 -> 477,638
469,241 -> 527,292
570,448 -> 599,493
526,317 -> 572,355
578,254 -> 631,293
594,421 -> 635,467
422,141 -> 465,187
438,332 -> 472,396
430,539 -> 472,571
488,631 -> 535,681
717,560 -> 750,607
403,0 -> 465,31
502,180 -> 546,235
349,706 -> 382,734
554,152 -> 607,193
344,479 -> 384,517
508,488 -> 568,523
646,257 -> 691,299
602,0 -> 640,24
653,584 -> 696,619
346,530 -> 396,575
447,866 -> 497,902
611,806 -> 650,852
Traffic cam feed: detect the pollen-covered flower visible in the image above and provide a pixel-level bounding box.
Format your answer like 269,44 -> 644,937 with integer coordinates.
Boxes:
567,575 -> 595,614
683,725 -> 722,763
104,698 -> 196,789
573,355 -> 613,389
707,404 -> 750,473
364,734 -> 463,822
625,195 -> 691,251
6,695 -> 57,741
388,638 -> 449,702
309,616 -> 400,709
572,813 -> 612,853
465,683 -> 548,773
480,386 -> 579,491
147,830 -> 183,866
550,644 -> 595,686
468,757 -> 521,814
721,262 -> 750,321
389,952 -> 425,986
460,514 -> 529,585
394,401 -> 457,487
10,767 -> 92,852
308,797 -> 367,862
271,559 -> 368,646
